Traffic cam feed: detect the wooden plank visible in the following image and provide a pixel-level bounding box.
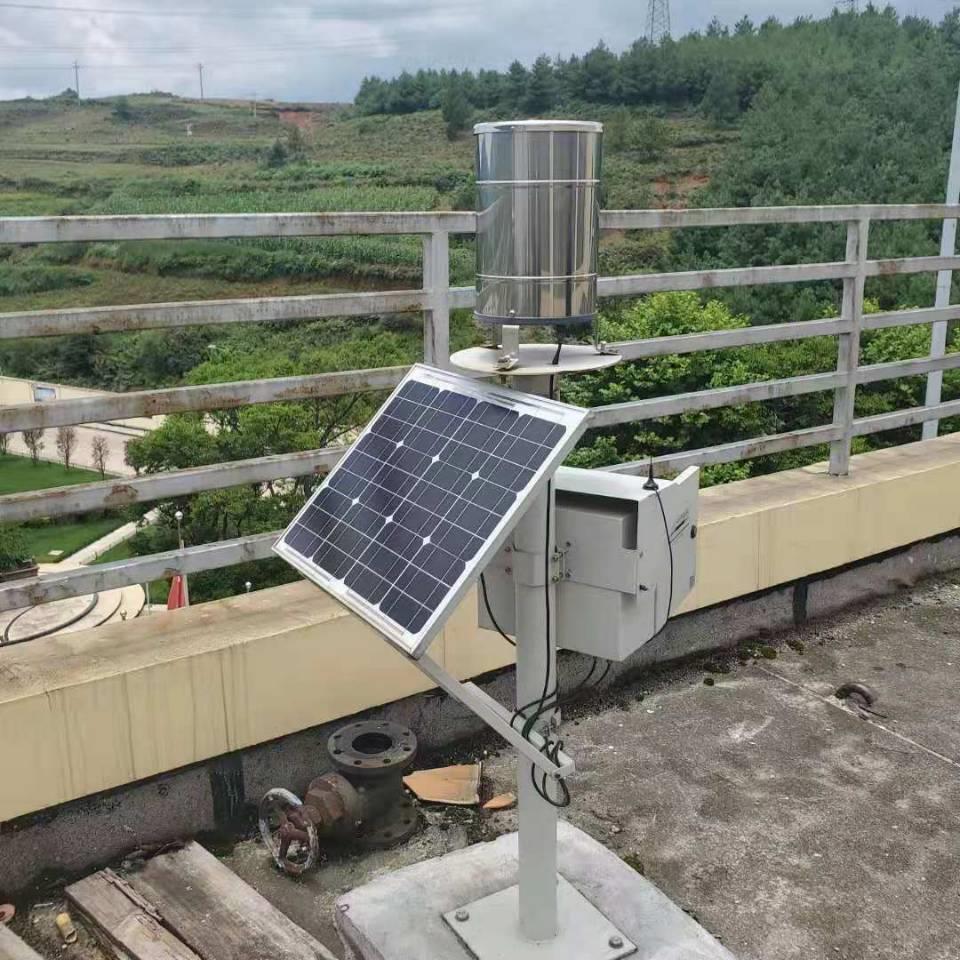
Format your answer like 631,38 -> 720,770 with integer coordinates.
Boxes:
0,925 -> 44,960
67,870 -> 201,960
124,842 -> 337,960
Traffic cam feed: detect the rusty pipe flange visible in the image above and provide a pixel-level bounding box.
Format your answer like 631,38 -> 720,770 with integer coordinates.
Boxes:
328,720 -> 417,778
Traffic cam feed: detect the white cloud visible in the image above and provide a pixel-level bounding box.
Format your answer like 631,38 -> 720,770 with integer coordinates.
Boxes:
0,0 -> 951,102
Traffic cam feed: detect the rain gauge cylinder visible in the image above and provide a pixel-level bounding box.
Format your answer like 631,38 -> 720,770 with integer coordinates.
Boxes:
473,120 -> 605,371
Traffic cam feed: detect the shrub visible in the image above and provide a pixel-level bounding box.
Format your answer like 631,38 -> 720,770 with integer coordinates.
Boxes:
0,525 -> 31,572
262,138 -> 289,169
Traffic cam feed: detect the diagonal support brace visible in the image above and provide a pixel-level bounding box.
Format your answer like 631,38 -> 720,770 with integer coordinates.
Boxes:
417,654 -> 575,781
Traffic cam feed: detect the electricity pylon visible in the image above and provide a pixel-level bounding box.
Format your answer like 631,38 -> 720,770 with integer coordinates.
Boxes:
646,0 -> 670,44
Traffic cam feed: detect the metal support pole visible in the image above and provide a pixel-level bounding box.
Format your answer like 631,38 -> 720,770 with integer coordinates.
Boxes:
511,373 -> 558,943
923,79 -> 960,440
829,219 -> 869,475
422,231 -> 450,368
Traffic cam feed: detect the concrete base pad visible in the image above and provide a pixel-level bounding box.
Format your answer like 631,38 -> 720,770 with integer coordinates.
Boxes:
334,822 -> 734,960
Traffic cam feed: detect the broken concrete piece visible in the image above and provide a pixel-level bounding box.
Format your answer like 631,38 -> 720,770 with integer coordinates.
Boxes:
482,792 -> 516,811
403,763 -> 481,805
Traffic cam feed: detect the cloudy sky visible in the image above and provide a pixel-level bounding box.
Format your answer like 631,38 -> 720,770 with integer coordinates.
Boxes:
0,0 -> 954,103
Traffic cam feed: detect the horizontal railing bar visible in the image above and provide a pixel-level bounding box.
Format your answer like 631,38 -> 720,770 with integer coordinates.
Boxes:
598,261 -> 852,297
864,255 -> 960,278
851,399 -> 960,436
0,533 -> 280,612
610,317 -> 847,361
1,290 -> 851,346
450,286 -> 476,308
0,290 -> 427,340
0,447 -> 346,523
6,205 -> 960,248
589,372 -> 843,427
599,424 -> 841,475
600,204 -> 960,229
856,353 -> 960,385
861,304 -> 960,331
0,366 -> 408,433
0,211 -> 477,244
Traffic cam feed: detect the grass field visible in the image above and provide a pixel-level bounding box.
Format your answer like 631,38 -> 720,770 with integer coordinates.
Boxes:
0,453 -> 103,495
0,94 -> 737,317
25,515 -> 127,563
0,454 -> 127,562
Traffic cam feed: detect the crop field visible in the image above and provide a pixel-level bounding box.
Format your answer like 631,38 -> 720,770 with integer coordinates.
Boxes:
0,94 -> 736,314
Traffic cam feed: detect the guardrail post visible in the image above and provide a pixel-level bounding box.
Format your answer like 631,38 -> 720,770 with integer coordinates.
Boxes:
922,81 -> 960,439
422,230 -> 450,368
829,219 -> 870,475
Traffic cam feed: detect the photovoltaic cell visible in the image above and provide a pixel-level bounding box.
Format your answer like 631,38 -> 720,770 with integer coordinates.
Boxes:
274,365 -> 588,657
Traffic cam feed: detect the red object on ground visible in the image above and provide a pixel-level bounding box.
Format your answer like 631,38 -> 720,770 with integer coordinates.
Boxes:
167,575 -> 187,610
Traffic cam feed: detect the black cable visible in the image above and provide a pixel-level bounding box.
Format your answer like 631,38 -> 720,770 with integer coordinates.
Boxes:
479,572 -> 515,647
653,485 -> 675,627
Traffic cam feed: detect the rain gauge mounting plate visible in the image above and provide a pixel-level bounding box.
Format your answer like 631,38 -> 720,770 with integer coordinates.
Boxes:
444,876 -> 636,960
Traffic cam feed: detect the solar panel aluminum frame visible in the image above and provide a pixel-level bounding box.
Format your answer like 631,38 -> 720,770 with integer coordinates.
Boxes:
273,363 -> 589,660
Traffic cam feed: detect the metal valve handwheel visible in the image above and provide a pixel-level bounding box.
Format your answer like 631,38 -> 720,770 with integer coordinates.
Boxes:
258,787 -> 320,877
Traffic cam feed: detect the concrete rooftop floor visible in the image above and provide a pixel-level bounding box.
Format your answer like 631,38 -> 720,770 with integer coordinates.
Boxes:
12,567 -> 960,960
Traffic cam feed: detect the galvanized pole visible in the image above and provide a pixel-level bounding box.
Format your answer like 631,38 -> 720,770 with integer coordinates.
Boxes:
511,373 -> 559,943
197,63 -> 204,101
922,78 -> 960,440
73,60 -> 80,100
174,509 -> 190,606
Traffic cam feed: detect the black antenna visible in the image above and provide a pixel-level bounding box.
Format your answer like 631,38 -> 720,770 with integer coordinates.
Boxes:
643,456 -> 658,491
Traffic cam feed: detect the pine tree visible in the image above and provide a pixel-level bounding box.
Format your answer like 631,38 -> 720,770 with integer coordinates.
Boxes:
524,55 -> 556,114
441,78 -> 472,139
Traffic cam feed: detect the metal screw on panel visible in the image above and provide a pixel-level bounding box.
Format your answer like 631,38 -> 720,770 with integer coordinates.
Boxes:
454,909 -> 470,922
609,935 -> 624,948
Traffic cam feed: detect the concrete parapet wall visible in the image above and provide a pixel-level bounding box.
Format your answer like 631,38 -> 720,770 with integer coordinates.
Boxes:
1,434 -> 959,892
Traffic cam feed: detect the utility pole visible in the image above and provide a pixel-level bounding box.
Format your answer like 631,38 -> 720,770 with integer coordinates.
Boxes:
251,90 -> 257,119
922,77 -> 960,439
197,62 -> 204,100
646,0 -> 670,44
73,60 -> 80,100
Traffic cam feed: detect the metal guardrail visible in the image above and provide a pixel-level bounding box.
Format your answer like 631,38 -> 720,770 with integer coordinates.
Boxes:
2,205 -> 959,612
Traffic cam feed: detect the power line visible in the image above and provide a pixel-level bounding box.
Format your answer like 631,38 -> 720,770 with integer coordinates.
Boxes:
0,37 -> 388,55
0,39 -> 379,51
0,0 -> 462,18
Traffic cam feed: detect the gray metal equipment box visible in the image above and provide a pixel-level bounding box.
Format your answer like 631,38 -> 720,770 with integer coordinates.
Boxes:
479,466 -> 699,662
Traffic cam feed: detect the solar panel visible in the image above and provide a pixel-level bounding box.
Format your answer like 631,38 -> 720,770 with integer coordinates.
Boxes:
273,364 -> 589,658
